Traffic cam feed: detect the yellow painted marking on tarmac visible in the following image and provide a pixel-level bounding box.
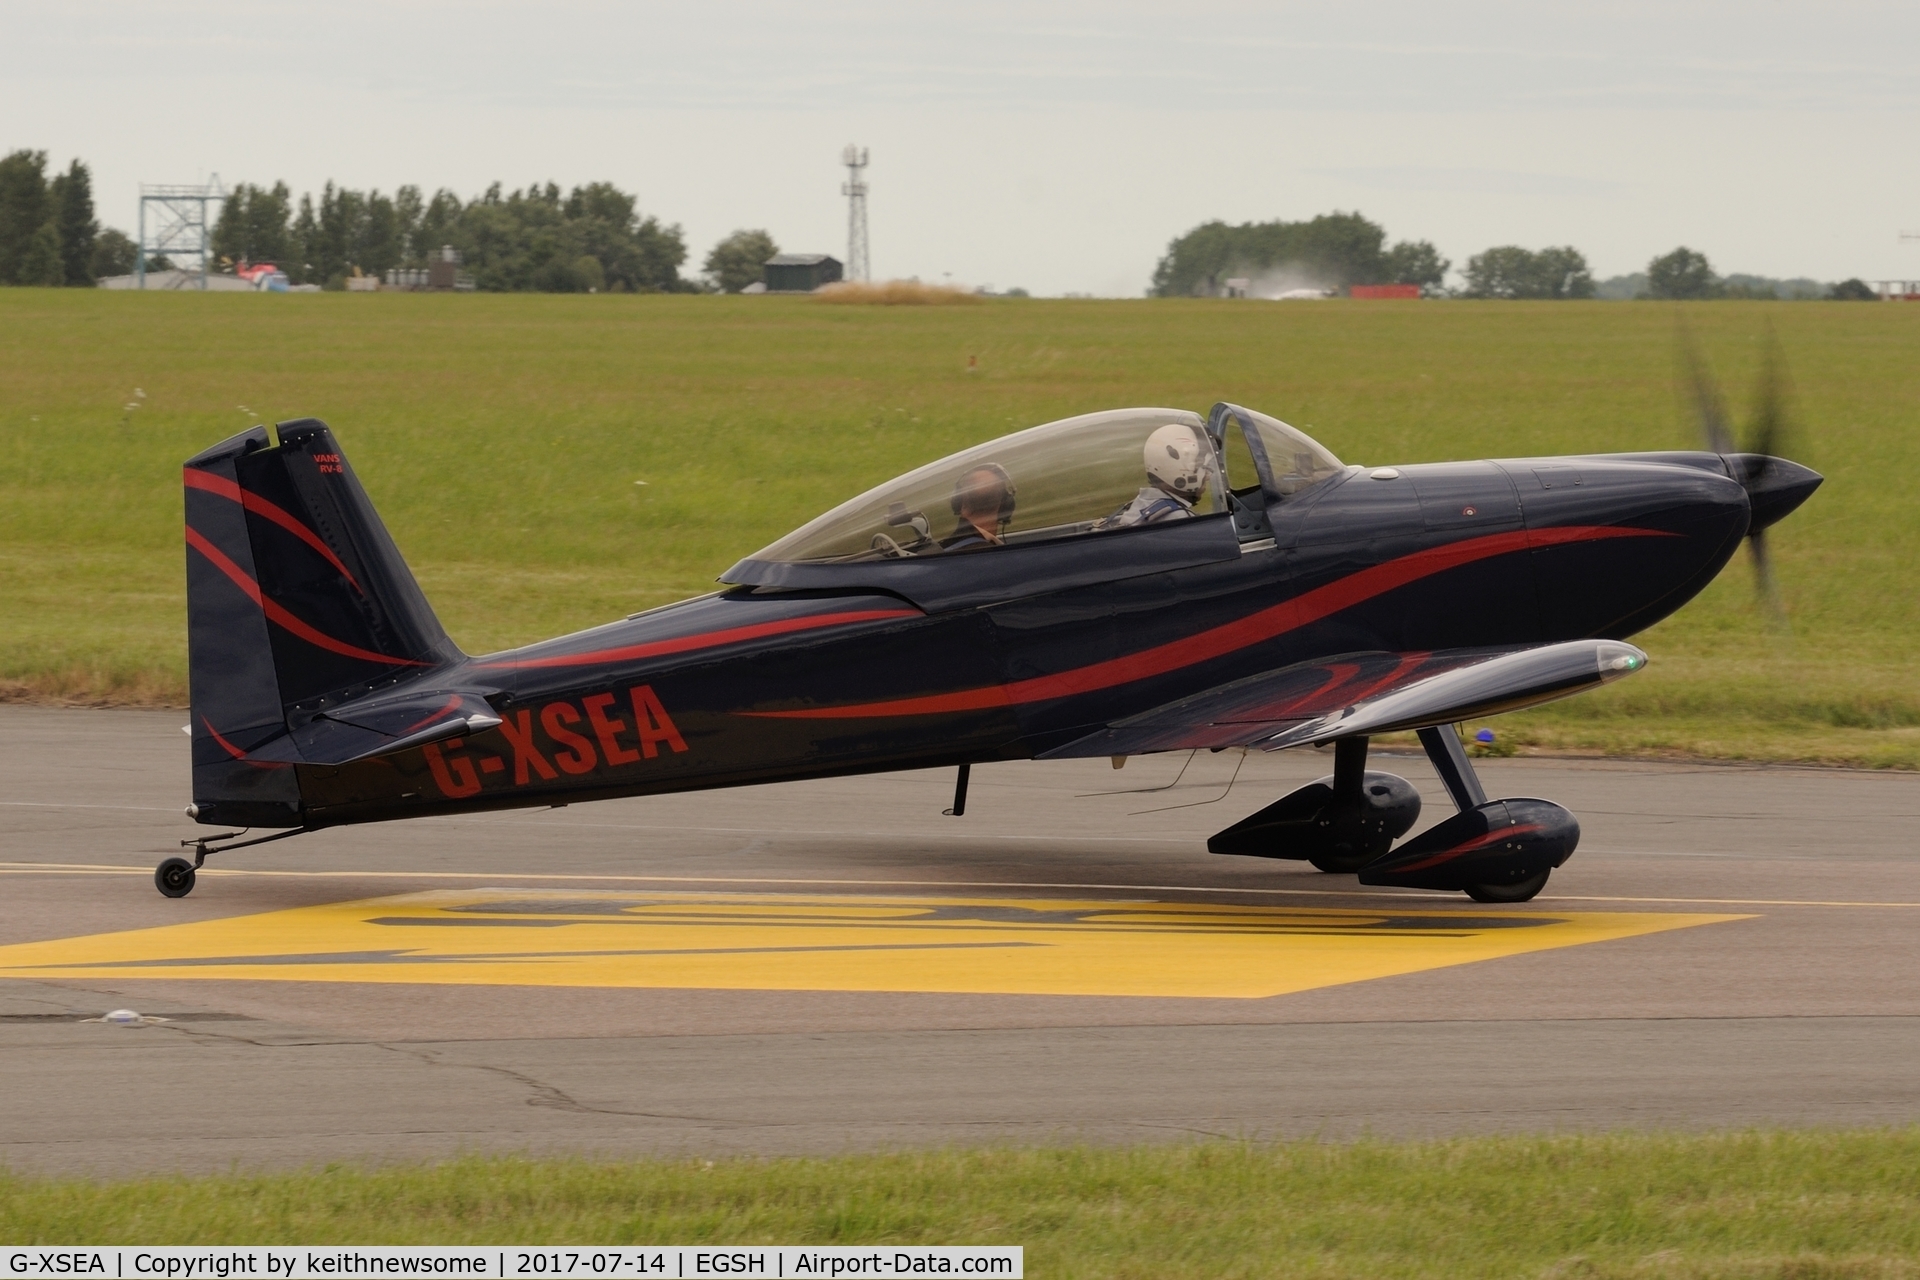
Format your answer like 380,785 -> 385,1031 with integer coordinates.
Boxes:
0,890 -> 1745,999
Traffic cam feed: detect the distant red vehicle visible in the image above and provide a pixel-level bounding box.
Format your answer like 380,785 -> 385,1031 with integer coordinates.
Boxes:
1349,284 -> 1421,300
234,261 -> 291,292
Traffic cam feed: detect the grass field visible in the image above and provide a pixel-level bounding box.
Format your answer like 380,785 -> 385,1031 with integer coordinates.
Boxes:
2,290 -> 1916,764
5,1133 -> 1919,1276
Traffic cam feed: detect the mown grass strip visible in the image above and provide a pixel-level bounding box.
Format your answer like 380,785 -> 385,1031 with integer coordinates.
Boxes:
5,1132 -> 1920,1276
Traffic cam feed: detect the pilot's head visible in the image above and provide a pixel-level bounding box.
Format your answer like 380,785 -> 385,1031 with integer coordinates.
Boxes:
1144,424 -> 1211,502
950,463 -> 1017,532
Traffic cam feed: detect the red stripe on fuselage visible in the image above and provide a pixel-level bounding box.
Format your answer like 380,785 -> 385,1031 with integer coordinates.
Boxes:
184,467 -> 363,593
746,525 -> 1672,720
471,608 -> 924,671
185,526 -> 425,667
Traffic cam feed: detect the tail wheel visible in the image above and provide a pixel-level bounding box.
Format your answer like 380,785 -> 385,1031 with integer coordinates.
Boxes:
154,857 -> 196,898
1465,870 -> 1550,904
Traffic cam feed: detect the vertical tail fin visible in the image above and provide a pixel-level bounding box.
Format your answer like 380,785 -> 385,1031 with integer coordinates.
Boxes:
184,419 -> 461,826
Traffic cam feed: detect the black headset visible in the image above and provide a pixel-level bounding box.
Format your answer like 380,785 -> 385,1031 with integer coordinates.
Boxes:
949,462 -> 1018,528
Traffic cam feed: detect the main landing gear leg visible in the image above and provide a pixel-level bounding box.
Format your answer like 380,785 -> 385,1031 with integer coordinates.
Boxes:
1308,736 -> 1377,873
1416,724 -> 1487,812
1205,736 -> 1421,867
154,828 -> 307,899
1388,724 -> 1560,904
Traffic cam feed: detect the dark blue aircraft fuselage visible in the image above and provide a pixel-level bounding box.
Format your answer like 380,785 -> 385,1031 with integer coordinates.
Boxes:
287,452 -> 1750,828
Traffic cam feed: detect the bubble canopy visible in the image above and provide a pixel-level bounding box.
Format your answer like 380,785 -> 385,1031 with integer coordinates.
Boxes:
745,407 -> 1340,566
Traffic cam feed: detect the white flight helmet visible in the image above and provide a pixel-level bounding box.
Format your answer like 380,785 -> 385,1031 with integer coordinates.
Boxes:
1143,424 -> 1210,501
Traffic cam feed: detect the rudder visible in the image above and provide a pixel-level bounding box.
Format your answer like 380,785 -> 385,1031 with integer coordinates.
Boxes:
184,419 -> 462,826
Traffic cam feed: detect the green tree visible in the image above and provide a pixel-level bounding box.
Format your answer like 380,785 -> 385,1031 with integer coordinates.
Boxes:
448,180 -> 687,292
18,220 -> 63,286
1150,212 -> 1394,296
1464,246 -> 1534,298
1384,239 -> 1449,289
393,185 -> 425,261
312,182 -> 362,284
414,189 -> 463,260
50,160 -> 97,285
294,181 -> 405,284
90,228 -> 136,278
357,190 -> 403,277
213,182 -> 295,268
291,194 -> 319,283
615,212 -> 690,293
1647,247 -> 1719,299
1533,246 -> 1595,298
1828,278 -> 1878,301
0,149 -> 50,285
1463,245 -> 1593,299
704,228 -> 779,293
197,174 -> 687,292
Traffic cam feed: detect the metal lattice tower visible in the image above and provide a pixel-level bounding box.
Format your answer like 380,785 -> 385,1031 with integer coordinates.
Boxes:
137,175 -> 225,289
841,145 -> 870,283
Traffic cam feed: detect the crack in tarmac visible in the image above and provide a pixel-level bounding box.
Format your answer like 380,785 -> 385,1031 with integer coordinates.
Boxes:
378,1041 -> 739,1125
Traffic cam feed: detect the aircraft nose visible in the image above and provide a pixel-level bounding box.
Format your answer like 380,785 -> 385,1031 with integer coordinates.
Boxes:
1729,455 -> 1823,534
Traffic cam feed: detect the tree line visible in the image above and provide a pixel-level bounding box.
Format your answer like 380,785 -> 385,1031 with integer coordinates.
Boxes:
0,151 -> 135,286
214,179 -> 692,291
1,148 -> 1887,300
1149,212 -> 1448,296
0,150 -> 696,292
1153,211 -> 1877,301
1462,244 -> 1874,300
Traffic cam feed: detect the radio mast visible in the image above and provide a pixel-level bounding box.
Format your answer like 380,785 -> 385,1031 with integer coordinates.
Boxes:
841,145 -> 870,282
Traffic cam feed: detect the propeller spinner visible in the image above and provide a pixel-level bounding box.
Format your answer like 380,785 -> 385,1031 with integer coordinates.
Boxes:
1679,326 -> 1822,616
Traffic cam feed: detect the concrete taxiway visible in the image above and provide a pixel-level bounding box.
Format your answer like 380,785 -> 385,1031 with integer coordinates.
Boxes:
2,705 -> 1918,1175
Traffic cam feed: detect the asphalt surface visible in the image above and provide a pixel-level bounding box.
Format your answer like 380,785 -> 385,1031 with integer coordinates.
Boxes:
3,705 -> 1919,1176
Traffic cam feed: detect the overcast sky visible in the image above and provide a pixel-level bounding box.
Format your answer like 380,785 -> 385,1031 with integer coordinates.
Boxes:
7,1 -> 1918,295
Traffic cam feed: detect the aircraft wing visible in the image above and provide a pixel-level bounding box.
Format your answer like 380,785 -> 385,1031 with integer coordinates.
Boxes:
1038,639 -> 1646,758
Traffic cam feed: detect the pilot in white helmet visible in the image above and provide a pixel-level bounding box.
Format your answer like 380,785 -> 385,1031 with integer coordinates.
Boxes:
1098,424 -> 1214,529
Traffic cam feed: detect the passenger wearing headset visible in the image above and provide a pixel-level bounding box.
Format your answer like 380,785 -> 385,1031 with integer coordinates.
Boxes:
940,462 -> 1017,551
1096,424 -> 1213,529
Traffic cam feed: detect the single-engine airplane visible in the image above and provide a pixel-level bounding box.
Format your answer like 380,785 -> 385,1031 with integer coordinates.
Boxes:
163,379 -> 1819,903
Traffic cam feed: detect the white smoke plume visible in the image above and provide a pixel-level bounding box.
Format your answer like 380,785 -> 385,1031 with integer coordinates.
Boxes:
1219,262 -> 1335,299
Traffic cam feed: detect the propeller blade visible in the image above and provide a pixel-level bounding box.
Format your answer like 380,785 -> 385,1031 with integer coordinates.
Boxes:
1678,323 -> 1736,456
1737,323 -> 1809,498
1677,322 -> 1817,623
1748,528 -> 1786,625
1747,325 -> 1787,464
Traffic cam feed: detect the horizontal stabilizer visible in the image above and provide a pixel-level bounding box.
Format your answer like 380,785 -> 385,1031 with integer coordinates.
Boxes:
1039,640 -> 1646,759
297,688 -> 503,766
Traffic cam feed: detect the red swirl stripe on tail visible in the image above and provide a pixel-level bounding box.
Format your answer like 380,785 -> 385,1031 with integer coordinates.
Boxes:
185,526 -> 424,667
184,468 -> 363,593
